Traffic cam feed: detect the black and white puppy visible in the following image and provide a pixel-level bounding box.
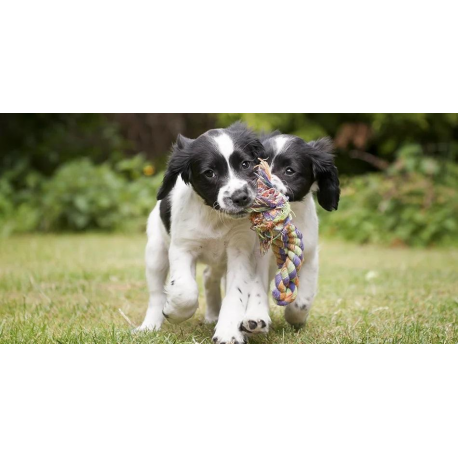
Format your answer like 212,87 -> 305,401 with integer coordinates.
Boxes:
201,132 -> 340,335
136,122 -> 269,343
261,133 -> 340,327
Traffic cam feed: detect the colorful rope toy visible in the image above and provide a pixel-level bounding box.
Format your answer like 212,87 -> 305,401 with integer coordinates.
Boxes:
249,159 -> 305,306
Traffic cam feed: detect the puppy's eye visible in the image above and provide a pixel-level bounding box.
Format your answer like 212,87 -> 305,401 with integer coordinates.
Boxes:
241,161 -> 251,169
204,170 -> 215,178
285,167 -> 295,176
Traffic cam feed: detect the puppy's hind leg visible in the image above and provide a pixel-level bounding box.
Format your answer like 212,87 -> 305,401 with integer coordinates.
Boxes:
203,265 -> 223,324
135,238 -> 169,332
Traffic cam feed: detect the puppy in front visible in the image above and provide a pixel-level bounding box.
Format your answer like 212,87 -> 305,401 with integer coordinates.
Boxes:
136,122 -> 270,343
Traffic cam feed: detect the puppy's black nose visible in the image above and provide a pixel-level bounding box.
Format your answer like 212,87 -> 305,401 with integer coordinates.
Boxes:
231,187 -> 250,207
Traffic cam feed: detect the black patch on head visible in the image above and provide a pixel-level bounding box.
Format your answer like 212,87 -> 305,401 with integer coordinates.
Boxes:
270,137 -> 315,201
187,137 -> 229,208
265,134 -> 340,210
157,130 -> 230,207
157,122 -> 266,211
159,194 -> 172,233
227,122 -> 266,183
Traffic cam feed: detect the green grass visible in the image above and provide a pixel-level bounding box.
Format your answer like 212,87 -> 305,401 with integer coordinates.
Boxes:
0,234 -> 457,344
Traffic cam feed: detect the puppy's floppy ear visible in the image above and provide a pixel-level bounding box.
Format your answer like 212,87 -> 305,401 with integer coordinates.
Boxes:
308,137 -> 340,211
157,134 -> 193,200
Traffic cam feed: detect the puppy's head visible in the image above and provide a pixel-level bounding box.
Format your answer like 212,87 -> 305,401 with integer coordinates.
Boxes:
157,122 -> 265,217
262,133 -> 340,211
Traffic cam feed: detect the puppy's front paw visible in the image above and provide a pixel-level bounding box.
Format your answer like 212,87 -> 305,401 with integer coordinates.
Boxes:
239,317 -> 270,335
133,321 -> 162,333
133,307 -> 164,333
212,326 -> 247,344
284,300 -> 311,328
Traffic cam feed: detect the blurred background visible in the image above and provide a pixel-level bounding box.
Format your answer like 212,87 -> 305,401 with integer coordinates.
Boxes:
1,113 -> 457,247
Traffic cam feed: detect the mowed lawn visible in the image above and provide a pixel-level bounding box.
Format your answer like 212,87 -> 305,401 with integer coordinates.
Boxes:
0,234 -> 457,344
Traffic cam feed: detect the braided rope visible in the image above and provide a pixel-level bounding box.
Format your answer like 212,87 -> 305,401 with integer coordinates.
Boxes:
249,159 -> 304,306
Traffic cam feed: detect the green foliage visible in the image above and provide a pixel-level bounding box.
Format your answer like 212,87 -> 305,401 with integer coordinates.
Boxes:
0,157 -> 162,235
319,148 -> 458,247
0,177 -> 41,236
0,114 -> 128,182
1,114 -> 458,246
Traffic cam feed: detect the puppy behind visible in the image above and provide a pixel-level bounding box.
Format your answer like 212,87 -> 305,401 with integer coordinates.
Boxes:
262,133 -> 340,326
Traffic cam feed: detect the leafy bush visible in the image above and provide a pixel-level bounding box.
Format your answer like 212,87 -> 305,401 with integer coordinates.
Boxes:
318,148 -> 458,247
0,177 -> 42,236
40,159 -> 161,232
0,157 -> 162,235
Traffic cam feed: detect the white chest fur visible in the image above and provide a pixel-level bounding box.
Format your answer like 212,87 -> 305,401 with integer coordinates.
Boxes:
170,179 -> 254,267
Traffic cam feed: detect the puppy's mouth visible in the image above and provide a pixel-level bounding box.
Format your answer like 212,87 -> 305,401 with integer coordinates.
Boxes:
220,208 -> 249,219
212,202 -> 248,218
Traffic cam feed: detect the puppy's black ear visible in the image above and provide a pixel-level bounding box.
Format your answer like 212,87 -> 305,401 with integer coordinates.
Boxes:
157,134 -> 193,200
308,138 -> 340,211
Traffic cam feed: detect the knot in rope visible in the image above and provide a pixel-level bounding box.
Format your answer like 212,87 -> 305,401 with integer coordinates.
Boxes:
249,159 -> 304,306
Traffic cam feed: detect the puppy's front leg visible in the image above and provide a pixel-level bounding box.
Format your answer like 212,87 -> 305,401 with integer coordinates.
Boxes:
162,244 -> 199,324
240,251 -> 271,335
212,241 -> 255,344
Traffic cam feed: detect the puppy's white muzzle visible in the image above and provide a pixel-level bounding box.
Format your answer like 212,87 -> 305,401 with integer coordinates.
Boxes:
217,178 -> 255,215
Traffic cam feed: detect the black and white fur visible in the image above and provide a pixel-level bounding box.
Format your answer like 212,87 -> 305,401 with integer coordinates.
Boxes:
261,133 -> 340,327
136,123 -> 270,343
201,133 -> 340,333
